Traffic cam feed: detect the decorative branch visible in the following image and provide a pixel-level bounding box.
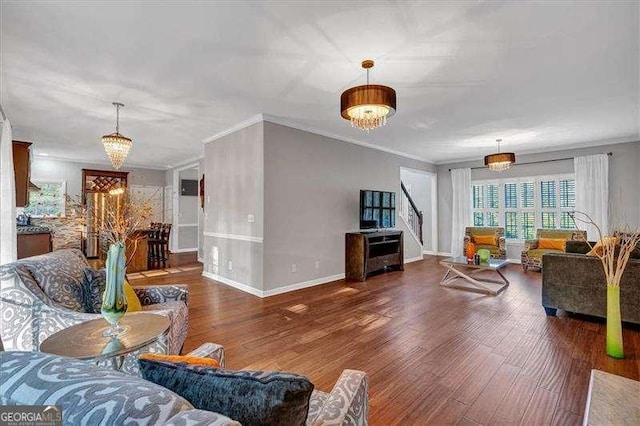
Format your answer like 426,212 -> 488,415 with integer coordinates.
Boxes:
569,211 -> 640,286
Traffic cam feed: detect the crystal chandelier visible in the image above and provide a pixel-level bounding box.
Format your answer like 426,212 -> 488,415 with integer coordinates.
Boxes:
341,60 -> 396,132
484,139 -> 516,172
102,102 -> 132,169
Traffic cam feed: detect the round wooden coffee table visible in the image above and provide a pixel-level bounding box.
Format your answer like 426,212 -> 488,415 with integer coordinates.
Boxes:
40,313 -> 170,370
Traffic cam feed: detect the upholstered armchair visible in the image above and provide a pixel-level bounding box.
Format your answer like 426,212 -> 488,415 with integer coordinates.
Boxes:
521,229 -> 587,271
0,249 -> 188,375
464,227 -> 506,259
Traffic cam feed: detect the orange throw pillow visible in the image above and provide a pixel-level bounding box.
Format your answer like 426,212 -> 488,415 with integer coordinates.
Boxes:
139,353 -> 220,368
538,238 -> 566,251
473,235 -> 496,246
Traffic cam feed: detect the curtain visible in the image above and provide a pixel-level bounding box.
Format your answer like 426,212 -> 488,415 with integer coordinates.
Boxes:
0,116 -> 17,265
450,168 -> 472,257
574,153 -> 609,240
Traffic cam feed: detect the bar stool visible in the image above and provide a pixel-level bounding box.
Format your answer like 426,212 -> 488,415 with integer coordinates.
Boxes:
148,223 -> 171,269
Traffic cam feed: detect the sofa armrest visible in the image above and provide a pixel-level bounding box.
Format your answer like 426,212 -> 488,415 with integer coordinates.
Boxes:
523,239 -> 539,252
133,285 -> 188,306
165,409 -> 240,426
186,342 -> 226,368
0,295 -> 100,351
312,370 -> 368,426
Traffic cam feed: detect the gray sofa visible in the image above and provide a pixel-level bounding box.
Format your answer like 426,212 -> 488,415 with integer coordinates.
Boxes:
542,248 -> 640,324
0,343 -> 369,425
0,249 -> 189,374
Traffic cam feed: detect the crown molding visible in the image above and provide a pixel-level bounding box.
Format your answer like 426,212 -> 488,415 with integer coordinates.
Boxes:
201,113 -> 432,163
202,114 -> 264,144
169,155 -> 204,169
261,114 -> 430,162
432,136 -> 640,166
31,154 -> 169,170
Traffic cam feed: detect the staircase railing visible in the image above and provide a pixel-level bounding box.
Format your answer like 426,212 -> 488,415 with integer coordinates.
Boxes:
400,182 -> 423,245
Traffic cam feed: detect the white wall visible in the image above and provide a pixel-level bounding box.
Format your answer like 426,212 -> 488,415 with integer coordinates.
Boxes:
437,140 -> 640,258
177,168 -> 199,250
400,168 -> 434,251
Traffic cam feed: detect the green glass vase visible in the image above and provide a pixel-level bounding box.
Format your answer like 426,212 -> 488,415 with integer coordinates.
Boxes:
101,242 -> 128,337
606,284 -> 624,359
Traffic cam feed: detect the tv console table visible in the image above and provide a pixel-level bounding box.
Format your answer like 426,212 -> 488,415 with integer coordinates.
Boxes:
345,230 -> 404,281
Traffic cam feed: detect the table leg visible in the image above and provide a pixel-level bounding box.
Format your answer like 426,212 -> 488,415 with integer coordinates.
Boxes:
440,264 -> 509,295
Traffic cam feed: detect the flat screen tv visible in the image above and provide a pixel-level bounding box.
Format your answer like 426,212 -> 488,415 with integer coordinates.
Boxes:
360,190 -> 396,229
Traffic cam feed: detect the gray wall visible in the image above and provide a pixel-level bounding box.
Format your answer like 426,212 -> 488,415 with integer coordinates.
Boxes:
437,140 -> 640,257
203,122 -> 264,290
263,122 -> 435,291
30,158 -> 166,200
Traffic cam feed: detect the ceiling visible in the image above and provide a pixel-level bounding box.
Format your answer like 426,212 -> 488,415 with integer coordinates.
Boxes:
1,1 -> 638,168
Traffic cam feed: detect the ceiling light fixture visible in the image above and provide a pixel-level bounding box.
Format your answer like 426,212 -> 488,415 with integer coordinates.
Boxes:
485,139 -> 516,172
341,60 -> 396,132
102,102 -> 132,170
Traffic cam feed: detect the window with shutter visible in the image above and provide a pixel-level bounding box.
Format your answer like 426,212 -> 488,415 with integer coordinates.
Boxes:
471,174 -> 575,240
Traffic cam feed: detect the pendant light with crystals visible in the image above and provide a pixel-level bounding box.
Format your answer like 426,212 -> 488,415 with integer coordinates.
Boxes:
102,102 -> 132,170
341,60 -> 396,132
484,139 -> 516,172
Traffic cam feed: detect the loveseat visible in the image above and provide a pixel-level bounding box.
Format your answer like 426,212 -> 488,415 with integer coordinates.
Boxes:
0,249 -> 189,374
521,229 -> 587,271
541,246 -> 640,324
0,344 -> 369,425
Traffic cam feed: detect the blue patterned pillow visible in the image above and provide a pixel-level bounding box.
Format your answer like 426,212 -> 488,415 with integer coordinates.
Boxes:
139,358 -> 313,425
81,268 -> 106,313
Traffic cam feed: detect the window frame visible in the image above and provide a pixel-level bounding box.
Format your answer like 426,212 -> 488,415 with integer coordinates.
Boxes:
472,173 -> 575,243
23,180 -> 67,218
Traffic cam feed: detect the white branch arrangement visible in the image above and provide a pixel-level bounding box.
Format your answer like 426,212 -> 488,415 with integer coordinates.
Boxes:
570,211 -> 640,286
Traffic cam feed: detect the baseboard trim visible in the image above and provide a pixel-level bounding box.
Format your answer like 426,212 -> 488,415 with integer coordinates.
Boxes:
172,248 -> 198,253
262,273 -> 346,298
202,271 -> 264,298
423,250 -> 452,256
197,256 -> 203,263
203,270 -> 346,298
203,231 -> 263,243
404,256 -> 424,264
508,258 -> 522,265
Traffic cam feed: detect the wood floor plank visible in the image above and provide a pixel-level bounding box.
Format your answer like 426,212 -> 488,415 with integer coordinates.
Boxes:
490,374 -> 538,424
519,387 -> 559,426
462,363 -> 520,424
427,398 -> 469,425
129,255 -> 640,425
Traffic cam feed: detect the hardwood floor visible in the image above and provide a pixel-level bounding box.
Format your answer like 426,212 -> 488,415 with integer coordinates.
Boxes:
129,256 -> 640,425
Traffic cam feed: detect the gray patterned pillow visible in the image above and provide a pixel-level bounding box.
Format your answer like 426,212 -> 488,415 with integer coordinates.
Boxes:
139,358 -> 314,425
81,268 -> 106,313
20,249 -> 88,312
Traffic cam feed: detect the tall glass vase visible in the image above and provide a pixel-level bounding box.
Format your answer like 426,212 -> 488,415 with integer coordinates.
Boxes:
606,284 -> 624,359
102,242 -> 128,337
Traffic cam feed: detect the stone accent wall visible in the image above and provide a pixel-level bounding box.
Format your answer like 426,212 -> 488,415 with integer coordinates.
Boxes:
30,215 -> 84,251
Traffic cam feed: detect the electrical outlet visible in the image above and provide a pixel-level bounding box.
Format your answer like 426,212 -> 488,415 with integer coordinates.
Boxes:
228,260 -> 233,271
248,214 -> 255,223
315,260 -> 320,270
291,264 -> 297,273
